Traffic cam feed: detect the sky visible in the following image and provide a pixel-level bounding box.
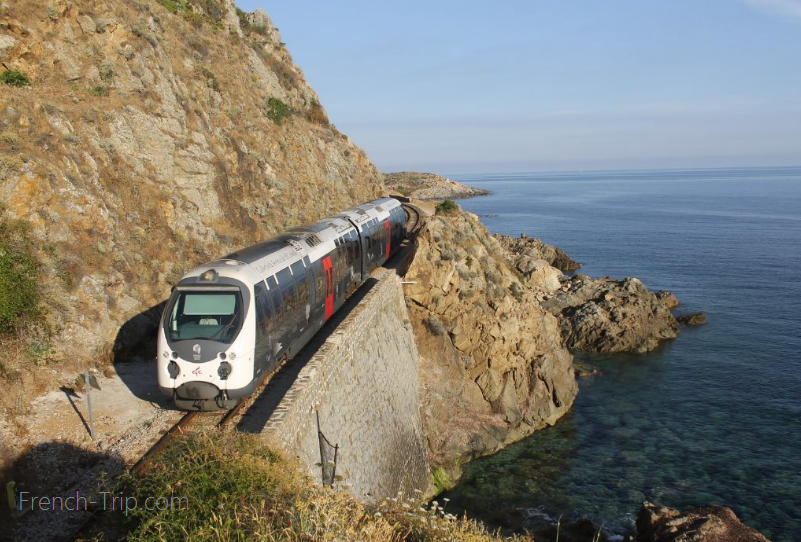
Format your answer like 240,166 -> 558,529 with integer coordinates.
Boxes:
235,0 -> 801,174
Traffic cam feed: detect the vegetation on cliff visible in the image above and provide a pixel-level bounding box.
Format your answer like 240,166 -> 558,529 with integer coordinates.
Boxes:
117,432 -> 531,541
0,207 -> 40,333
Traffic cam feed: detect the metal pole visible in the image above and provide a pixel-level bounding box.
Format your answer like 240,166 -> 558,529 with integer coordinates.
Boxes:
316,410 -> 326,485
85,371 -> 95,440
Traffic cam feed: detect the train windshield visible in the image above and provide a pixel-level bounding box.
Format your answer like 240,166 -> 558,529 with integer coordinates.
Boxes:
167,289 -> 243,343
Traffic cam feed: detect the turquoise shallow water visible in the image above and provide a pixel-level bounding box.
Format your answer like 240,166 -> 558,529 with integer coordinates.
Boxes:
442,167 -> 801,540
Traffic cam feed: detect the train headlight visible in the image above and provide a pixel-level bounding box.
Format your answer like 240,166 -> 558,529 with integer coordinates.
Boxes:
218,361 -> 232,380
171,351 -> 178,359
219,352 -> 227,360
162,352 -> 169,359
167,361 -> 180,378
228,352 -> 236,360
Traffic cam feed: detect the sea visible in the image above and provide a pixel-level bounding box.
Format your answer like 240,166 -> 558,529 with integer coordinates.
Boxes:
441,167 -> 801,541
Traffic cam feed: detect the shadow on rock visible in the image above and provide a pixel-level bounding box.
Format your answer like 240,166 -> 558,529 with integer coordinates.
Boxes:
111,301 -> 169,404
0,441 -> 126,542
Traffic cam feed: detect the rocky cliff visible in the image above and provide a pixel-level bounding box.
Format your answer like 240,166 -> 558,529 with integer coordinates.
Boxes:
404,208 -> 577,481
0,0 -> 383,377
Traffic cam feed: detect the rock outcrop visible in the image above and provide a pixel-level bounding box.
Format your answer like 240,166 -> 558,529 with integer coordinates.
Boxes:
637,502 -> 770,542
384,171 -> 489,201
404,210 -> 577,480
495,233 -> 581,272
494,235 -> 680,354
542,275 -> 680,354
677,312 -> 707,326
0,0 -> 383,368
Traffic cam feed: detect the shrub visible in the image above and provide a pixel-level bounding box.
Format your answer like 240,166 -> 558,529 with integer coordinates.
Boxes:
86,85 -> 110,97
304,101 -> 329,125
98,61 -> 115,82
197,66 -> 219,91
0,210 -> 40,332
157,0 -> 188,14
266,97 -> 291,124
117,433 -> 524,541
435,199 -> 459,215
0,70 -> 31,87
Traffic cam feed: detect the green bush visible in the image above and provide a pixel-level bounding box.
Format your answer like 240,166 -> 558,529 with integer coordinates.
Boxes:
117,433 -> 524,541
87,85 -> 110,97
266,97 -> 291,124
0,210 -> 40,332
157,0 -> 188,14
435,199 -> 459,215
0,70 -> 31,87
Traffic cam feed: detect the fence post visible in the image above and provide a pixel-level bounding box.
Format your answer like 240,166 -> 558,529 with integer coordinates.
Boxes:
85,371 -> 96,441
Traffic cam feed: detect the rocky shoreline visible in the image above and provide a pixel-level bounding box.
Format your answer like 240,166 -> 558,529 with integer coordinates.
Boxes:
385,171 -> 491,200
406,204 -> 755,541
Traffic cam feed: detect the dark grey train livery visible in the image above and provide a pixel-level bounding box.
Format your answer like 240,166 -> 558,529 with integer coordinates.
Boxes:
157,198 -> 407,410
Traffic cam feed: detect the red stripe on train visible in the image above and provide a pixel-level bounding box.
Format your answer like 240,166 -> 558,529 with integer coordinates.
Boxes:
384,219 -> 390,257
322,256 -> 334,320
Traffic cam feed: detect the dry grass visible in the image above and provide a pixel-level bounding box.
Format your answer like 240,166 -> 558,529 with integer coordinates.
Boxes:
115,432 -> 530,542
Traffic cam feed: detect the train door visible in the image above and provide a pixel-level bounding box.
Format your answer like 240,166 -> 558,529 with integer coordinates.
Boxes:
265,276 -> 284,360
253,281 -> 274,374
309,258 -> 325,327
290,260 -> 310,333
322,255 -> 334,320
350,230 -> 362,283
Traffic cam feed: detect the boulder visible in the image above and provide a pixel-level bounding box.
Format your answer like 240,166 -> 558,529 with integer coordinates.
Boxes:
637,502 -> 770,542
495,233 -> 581,272
677,312 -> 707,326
656,290 -> 680,308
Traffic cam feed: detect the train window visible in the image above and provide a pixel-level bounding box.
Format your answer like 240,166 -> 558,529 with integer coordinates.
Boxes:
266,276 -> 282,324
315,263 -> 324,299
276,267 -> 296,316
254,281 -> 273,334
291,261 -> 309,308
167,290 -> 242,343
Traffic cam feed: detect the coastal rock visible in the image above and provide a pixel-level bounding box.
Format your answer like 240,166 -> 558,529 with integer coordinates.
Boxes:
541,276 -> 680,354
384,171 -> 490,201
655,290 -> 680,308
495,233 -> 582,272
677,312 -> 707,326
404,209 -> 577,481
637,502 -> 770,542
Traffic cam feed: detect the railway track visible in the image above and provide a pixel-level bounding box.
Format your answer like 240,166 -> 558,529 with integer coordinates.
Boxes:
67,358 -> 286,541
402,202 -> 423,235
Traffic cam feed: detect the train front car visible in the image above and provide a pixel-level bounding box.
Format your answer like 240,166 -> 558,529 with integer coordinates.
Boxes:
157,261 -> 258,411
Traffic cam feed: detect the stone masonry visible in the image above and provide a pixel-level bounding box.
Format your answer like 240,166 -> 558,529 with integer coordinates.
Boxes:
260,268 -> 430,501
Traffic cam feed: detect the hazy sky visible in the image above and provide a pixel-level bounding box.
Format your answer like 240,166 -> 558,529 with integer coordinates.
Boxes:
236,0 -> 801,174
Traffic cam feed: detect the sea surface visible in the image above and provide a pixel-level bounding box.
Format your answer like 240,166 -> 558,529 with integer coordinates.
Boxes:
443,167 -> 801,540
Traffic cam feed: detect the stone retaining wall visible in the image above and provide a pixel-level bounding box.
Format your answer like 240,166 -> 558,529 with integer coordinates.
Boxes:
261,268 -> 430,501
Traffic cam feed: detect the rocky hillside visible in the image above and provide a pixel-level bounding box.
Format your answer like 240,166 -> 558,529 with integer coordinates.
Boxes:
0,0 -> 383,382
385,171 -> 489,200
404,208 -> 577,481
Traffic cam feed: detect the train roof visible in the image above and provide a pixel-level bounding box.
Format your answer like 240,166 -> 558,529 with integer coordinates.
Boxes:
180,198 -> 404,285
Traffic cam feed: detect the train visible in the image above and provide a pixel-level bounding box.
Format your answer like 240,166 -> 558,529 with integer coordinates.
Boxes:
157,197 -> 408,410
